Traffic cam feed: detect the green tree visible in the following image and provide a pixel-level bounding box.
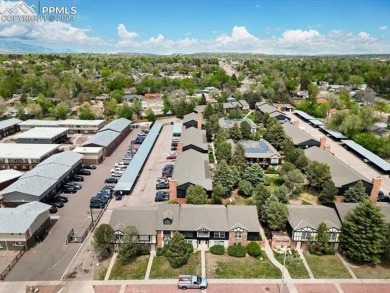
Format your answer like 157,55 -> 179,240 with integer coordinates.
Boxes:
37,94 -> 53,114
229,123 -> 242,141
318,179 -> 338,203
117,102 -> 134,120
145,108 -> 156,122
104,98 -> 118,117
240,121 -> 251,139
132,99 -> 142,116
360,105 -> 375,131
50,103 -> 69,120
263,121 -> 286,150
215,141 -> 232,163
93,224 -> 114,259
168,232 -> 189,268
284,169 -> 304,195
340,200 -> 387,264
199,93 -> 207,105
374,101 -> 390,119
186,184 -> 208,204
252,184 -> 272,214
242,164 -> 265,187
213,160 -> 236,191
280,162 -> 296,175
315,222 -> 330,254
212,183 -> 225,204
295,154 -> 309,171
203,104 -> 214,120
118,225 -> 139,264
272,185 -> 289,204
238,179 -> 253,196
344,181 -> 368,203
261,195 -> 288,231
231,142 -> 247,174
54,87 -> 71,102
228,108 -> 242,119
305,161 -> 332,190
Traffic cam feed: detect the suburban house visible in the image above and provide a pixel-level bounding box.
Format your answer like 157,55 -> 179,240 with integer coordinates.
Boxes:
304,146 -> 377,196
0,201 -> 52,250
273,103 -> 295,112
109,204 -> 261,251
0,118 -> 21,139
227,139 -> 281,169
14,127 -> 68,144
144,93 -> 161,100
169,149 -> 212,200
223,100 -> 250,113
0,144 -> 60,171
219,118 -> 258,133
177,127 -> 208,154
282,123 -> 320,149
182,112 -> 202,129
287,205 -> 342,249
255,102 -> 291,123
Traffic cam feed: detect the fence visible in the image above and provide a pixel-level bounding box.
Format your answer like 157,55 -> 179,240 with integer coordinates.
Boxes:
0,247 -> 26,281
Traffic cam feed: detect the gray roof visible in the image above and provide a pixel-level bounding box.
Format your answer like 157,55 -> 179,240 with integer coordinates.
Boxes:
294,110 -> 315,121
81,130 -> 120,147
156,205 -> 181,231
223,102 -> 236,109
1,176 -> 57,197
21,164 -> 71,180
109,206 -> 158,235
99,118 -> 131,133
304,146 -> 370,188
0,169 -> 24,184
287,205 -> 341,230
172,149 -> 212,191
15,127 -> 68,139
181,127 -> 208,151
341,140 -> 390,172
178,205 -> 230,231
257,103 -> 278,114
182,113 -> 199,124
195,105 -> 206,113
309,119 -> 324,126
333,202 -> 390,224
238,100 -> 249,108
114,123 -> 162,191
0,144 -> 60,159
319,126 -> 347,139
273,103 -> 295,109
232,139 -> 280,159
282,123 -> 319,145
38,151 -> 83,167
0,201 -> 51,233
0,118 -> 21,131
269,111 -> 290,121
227,205 -> 261,231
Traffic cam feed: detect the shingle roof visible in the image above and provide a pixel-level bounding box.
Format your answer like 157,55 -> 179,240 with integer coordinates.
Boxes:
282,123 -> 319,145
1,176 -> 56,197
156,205 -> 181,231
182,113 -> 199,124
287,205 -> 341,230
0,118 -> 21,131
238,100 -> 249,107
258,103 -> 278,114
0,201 -> 51,233
181,128 -> 208,151
304,146 -> 370,187
81,130 -> 120,147
227,205 -> 260,231
99,118 -> 131,133
231,139 -> 280,159
178,205 -> 229,231
172,149 -> 212,191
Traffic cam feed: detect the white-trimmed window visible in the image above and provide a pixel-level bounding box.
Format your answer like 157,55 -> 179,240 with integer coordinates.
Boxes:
163,231 -> 171,238
13,241 -> 24,247
329,232 -> 337,241
301,231 -> 311,241
234,231 -> 242,240
213,231 -> 225,238
139,235 -> 150,243
183,231 -> 193,238
197,231 -> 210,238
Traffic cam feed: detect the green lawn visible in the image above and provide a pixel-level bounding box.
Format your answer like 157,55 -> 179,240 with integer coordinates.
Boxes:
350,259 -> 390,279
109,255 -> 149,280
149,253 -> 201,279
274,251 -> 309,278
303,253 -> 352,279
207,253 -> 281,279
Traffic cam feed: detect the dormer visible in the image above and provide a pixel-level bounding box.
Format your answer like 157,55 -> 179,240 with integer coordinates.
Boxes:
163,210 -> 173,225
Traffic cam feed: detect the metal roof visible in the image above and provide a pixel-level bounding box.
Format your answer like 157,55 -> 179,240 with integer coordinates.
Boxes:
309,119 -> 324,126
294,110 -> 315,121
0,170 -> 24,184
173,122 -> 183,135
0,201 -> 51,234
18,119 -> 59,127
99,118 -> 131,133
319,126 -> 347,139
114,123 -> 162,191
15,127 -> 68,139
81,130 -> 120,147
0,144 -> 59,159
0,118 -> 21,131
38,151 -> 84,167
341,140 -> 390,172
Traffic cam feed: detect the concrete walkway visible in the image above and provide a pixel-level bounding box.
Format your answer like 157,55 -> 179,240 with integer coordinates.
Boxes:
104,252 -> 118,281
259,224 -> 298,293
296,248 -> 315,279
201,249 -> 206,278
336,253 -> 357,279
144,251 -> 156,280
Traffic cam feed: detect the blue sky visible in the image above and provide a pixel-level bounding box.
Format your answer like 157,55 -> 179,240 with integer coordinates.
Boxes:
0,0 -> 389,54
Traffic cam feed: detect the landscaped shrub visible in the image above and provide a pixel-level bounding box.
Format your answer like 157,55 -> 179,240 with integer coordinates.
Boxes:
228,245 -> 246,257
136,246 -> 150,255
308,245 -> 316,255
246,242 -> 262,257
156,247 -> 164,256
162,244 -> 171,257
210,245 -> 225,255
187,243 -> 194,254
323,247 -> 336,255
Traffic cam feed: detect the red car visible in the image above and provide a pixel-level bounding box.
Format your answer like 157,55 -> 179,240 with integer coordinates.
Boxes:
166,154 -> 177,160
49,206 -> 58,214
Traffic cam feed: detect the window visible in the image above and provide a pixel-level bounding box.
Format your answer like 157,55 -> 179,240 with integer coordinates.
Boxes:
163,231 -> 171,238
270,158 -> 279,164
214,240 -> 224,246
197,230 -> 210,238
213,231 -> 225,238
139,235 -> 150,243
13,241 -> 24,247
329,232 -> 337,241
301,231 -> 311,241
183,231 -> 193,238
163,218 -> 172,225
234,231 -> 242,239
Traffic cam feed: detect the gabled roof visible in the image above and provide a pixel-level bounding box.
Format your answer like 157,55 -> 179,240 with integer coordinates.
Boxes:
287,205 -> 342,230
172,149 -> 212,191
182,113 -> 199,124
257,103 -> 278,114
238,100 -> 249,108
228,139 -> 280,159
269,111 -> 290,120
109,206 -> 157,235
1,176 -> 56,197
181,127 -> 208,151
156,205 -> 180,230
227,205 -> 260,231
99,118 -> 131,133
0,118 -> 21,131
178,205 -> 229,231
0,201 -> 51,233
304,146 -> 370,187
0,169 -> 24,184
282,123 -> 319,145
38,151 -> 83,167
81,130 -> 120,147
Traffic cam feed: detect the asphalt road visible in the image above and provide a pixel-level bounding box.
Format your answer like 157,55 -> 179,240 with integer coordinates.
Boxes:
5,128 -> 138,281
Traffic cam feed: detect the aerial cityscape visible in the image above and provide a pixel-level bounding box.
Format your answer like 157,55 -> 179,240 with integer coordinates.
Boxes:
0,0 -> 389,293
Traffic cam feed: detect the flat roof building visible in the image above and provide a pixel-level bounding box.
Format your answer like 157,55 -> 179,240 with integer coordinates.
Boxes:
15,127 -> 68,144
0,118 -> 21,139
72,146 -> 103,165
19,119 -> 105,134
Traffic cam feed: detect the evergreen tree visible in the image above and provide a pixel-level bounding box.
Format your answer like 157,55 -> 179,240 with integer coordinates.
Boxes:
295,154 -> 309,171
231,142 -> 246,174
272,185 -> 290,204
93,224 -> 114,259
186,184 -> 208,204
318,180 -> 338,203
252,184 -> 272,215
305,161 -> 332,190
203,104 -> 214,120
242,164 -> 265,187
168,232 -> 189,268
215,141 -> 232,163
284,169 -> 304,195
344,181 -> 368,203
212,183 -> 226,204
200,93 -> 207,105
254,111 -> 263,124
229,123 -> 243,141
238,179 -> 253,196
213,160 -> 236,191
118,226 -> 139,264
261,195 -> 288,231
340,200 -> 387,264
315,222 -> 329,254
263,121 -> 286,150
240,121 -> 252,139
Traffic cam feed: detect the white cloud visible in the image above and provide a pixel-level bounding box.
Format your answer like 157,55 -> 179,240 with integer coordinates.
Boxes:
0,24 -> 27,36
379,26 -> 387,31
358,32 -> 370,39
117,23 -> 138,40
280,29 -> 321,42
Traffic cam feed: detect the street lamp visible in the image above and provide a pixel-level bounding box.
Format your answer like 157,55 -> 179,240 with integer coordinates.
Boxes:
279,249 -> 287,293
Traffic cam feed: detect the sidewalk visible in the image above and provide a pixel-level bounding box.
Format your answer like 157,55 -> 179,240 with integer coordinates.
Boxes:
144,251 -> 156,280
296,248 -> 315,279
104,252 -> 118,281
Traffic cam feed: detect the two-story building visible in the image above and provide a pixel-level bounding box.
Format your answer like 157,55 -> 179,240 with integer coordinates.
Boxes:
0,118 -> 21,139
14,127 -> 68,144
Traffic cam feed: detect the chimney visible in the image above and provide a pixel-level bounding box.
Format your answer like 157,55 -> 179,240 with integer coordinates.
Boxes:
370,176 -> 382,203
177,142 -> 183,154
276,104 -> 282,111
293,120 -> 299,127
169,179 -> 177,201
197,117 -> 202,129
324,144 -> 331,152
320,137 -> 327,150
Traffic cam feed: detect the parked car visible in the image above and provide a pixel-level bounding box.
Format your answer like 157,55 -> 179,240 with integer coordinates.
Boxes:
377,194 -> 390,203
82,164 -> 96,169
49,206 -> 58,214
77,169 -> 91,176
123,155 -> 133,160
156,177 -> 168,183
156,181 -> 169,189
111,168 -> 125,173
90,196 -> 108,204
62,186 -> 77,194
105,177 -> 118,184
138,132 -> 146,137
115,193 -> 123,201
128,147 -> 138,152
115,162 -> 127,167
90,202 -> 105,209
132,136 -> 145,144
143,129 -> 150,134
155,191 -> 169,202
166,154 -> 177,160
101,186 -> 114,194
96,192 -> 112,199
64,183 -> 82,190
178,275 -> 207,290
50,201 -> 64,208
56,196 -> 69,203
111,172 -> 123,177
73,175 -> 84,182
